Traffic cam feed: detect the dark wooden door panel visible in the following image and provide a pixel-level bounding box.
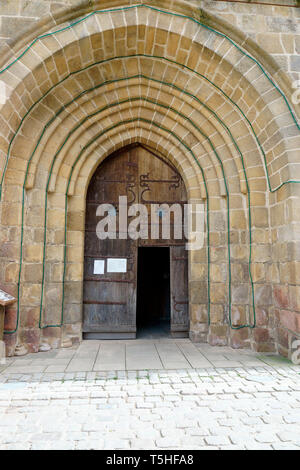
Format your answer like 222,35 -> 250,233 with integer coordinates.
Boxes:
170,246 -> 189,337
83,147 -> 138,339
138,147 -> 187,247
83,280 -> 136,333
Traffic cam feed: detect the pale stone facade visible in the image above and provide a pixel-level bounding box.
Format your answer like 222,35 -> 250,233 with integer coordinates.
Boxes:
0,0 -> 299,358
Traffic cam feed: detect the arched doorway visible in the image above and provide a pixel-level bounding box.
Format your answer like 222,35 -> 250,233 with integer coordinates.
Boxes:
1,1 -> 299,357
83,144 -> 189,339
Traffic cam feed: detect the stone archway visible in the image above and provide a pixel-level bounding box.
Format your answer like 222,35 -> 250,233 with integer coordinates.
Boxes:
0,1 -> 299,358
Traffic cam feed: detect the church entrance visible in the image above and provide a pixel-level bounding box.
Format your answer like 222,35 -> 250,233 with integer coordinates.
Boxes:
136,247 -> 171,338
83,145 -> 189,339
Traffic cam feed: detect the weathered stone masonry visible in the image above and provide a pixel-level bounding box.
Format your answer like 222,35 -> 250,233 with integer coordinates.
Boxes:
0,0 -> 299,358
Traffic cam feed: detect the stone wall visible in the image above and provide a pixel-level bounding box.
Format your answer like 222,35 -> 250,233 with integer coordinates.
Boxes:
0,0 -> 299,82
0,0 -> 299,359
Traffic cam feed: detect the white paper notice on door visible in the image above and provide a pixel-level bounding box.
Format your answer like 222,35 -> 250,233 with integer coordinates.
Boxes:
93,259 -> 105,274
107,258 -> 127,273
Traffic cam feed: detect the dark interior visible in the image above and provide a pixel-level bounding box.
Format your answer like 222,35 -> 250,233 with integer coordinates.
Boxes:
136,247 -> 171,338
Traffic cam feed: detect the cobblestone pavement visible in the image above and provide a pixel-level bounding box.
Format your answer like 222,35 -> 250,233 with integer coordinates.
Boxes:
0,363 -> 300,450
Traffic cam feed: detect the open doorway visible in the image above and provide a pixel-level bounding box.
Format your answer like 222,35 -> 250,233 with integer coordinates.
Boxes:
136,247 -> 171,338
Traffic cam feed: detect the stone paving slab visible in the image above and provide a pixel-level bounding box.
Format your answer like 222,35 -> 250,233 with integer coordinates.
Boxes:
1,339 -> 298,374
176,342 -> 212,368
126,343 -> 163,370
155,342 -> 192,369
94,343 -> 126,371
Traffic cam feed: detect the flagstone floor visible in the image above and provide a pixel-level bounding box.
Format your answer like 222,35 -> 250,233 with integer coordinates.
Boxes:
0,339 -> 295,377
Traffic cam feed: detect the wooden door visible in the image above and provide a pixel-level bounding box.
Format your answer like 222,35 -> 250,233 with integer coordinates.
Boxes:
83,148 -> 138,338
83,145 -> 189,338
137,147 -> 187,247
170,246 -> 189,336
